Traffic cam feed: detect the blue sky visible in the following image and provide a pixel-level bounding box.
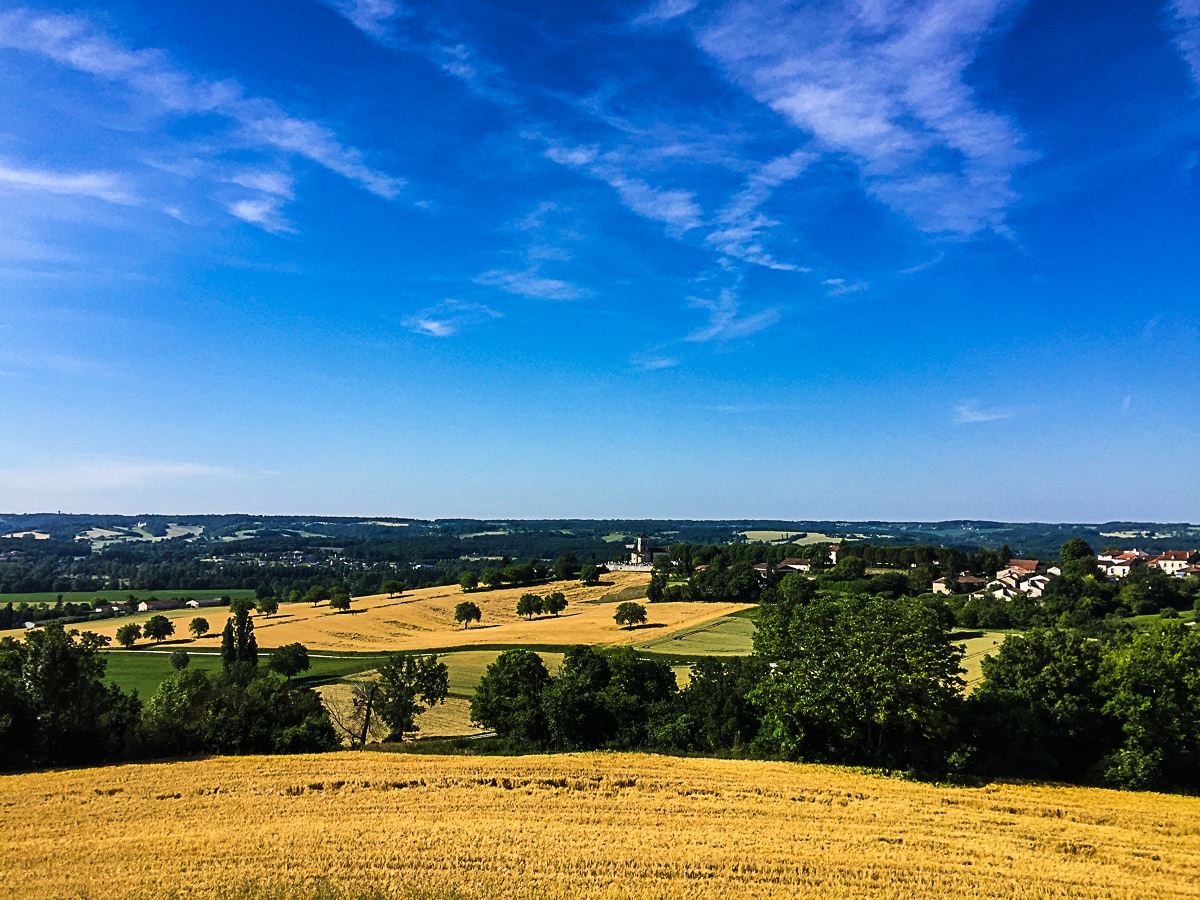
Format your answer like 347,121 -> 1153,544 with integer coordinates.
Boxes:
0,0 -> 1198,521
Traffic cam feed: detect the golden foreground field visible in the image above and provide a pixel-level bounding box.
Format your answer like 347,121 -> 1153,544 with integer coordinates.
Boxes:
3,753 -> 1199,900
79,573 -> 750,653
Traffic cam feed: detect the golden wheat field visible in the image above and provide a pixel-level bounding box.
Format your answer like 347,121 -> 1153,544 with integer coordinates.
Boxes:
78,573 -> 749,653
3,753 -> 1199,900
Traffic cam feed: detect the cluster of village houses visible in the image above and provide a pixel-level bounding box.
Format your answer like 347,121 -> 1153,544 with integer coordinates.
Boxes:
933,549 -> 1200,601
622,534 -> 1200,602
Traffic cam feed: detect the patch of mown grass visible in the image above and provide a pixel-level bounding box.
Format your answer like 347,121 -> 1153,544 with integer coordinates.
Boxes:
0,588 -> 256,607
595,584 -> 648,604
102,651 -> 388,696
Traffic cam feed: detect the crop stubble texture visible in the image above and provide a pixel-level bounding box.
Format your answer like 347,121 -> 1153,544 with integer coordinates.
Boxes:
2,753 -> 1199,899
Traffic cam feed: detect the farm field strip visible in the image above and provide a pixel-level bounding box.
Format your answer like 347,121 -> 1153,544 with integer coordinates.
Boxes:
0,588 -> 256,607
3,752 -> 1198,899
637,614 -> 756,656
957,632 -> 1009,691
68,573 -> 754,655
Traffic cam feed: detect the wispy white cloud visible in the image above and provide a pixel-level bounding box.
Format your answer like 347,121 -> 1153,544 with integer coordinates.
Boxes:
954,401 -> 1017,424
698,0 -> 1035,236
1171,0 -> 1200,88
236,110 -> 402,199
0,162 -> 136,205
475,267 -> 586,301
686,287 -> 780,342
633,0 -> 700,26
402,300 -> 501,337
318,0 -> 404,42
545,142 -> 703,235
0,8 -> 402,233
227,170 -> 294,198
632,353 -> 681,370
707,149 -> 815,269
227,197 -> 295,234
821,276 -> 868,296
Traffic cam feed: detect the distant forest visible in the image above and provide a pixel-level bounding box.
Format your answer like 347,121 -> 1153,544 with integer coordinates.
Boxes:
1,514 -> 1196,600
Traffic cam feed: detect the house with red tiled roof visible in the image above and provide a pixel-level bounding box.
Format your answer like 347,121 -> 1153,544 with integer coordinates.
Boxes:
1150,551 -> 1200,575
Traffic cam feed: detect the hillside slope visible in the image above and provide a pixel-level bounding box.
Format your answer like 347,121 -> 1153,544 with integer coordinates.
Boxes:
2,752 -> 1198,899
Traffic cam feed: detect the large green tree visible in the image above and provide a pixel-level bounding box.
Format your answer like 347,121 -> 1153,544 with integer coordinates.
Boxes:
143,614 -> 174,643
221,605 -> 258,669
753,593 -> 964,771
188,617 -> 210,639
2,624 -> 140,768
516,593 -> 543,620
374,654 -> 449,740
454,601 -> 482,628
1099,620 -> 1200,791
613,601 -> 647,629
268,643 -> 311,680
965,627 -> 1114,782
469,648 -> 551,745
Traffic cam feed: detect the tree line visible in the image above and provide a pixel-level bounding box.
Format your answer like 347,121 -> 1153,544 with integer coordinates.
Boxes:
469,577 -> 1200,792
0,608 -> 450,772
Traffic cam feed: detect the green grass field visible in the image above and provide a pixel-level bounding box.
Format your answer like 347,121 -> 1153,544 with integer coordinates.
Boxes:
102,650 -> 391,697
1125,608 -> 1196,629
636,615 -> 756,656
101,648 -> 570,702
594,584 -> 648,604
1,588 -> 256,607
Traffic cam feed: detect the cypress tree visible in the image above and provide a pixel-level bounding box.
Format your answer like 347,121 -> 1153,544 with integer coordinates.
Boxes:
220,618 -> 236,669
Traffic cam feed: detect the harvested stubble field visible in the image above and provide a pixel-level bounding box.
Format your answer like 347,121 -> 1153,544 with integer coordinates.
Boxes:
75,573 -> 748,654
3,754 -> 1199,900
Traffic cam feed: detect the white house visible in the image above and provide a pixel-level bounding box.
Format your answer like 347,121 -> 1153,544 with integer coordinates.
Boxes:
1150,551 -> 1200,575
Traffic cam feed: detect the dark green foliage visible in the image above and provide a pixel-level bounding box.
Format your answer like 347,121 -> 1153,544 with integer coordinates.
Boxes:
469,649 -> 551,745
516,593 -> 543,620
543,592 -> 567,615
579,562 -> 601,585
646,571 -> 666,603
304,585 -> 332,606
140,667 -> 338,757
613,601 -> 647,629
228,596 -> 256,616
653,656 -> 766,752
269,643 -> 311,679
552,552 -> 579,580
690,560 -> 762,604
458,571 -> 478,593
0,623 -> 141,769
221,605 -> 258,669
256,596 -> 279,617
374,653 -> 449,740
143,614 -> 174,643
963,628 -> 1114,782
116,622 -> 141,648
454,601 -> 482,628
188,617 -> 210,639
753,593 -> 964,772
540,647 -> 615,750
950,592 -> 1037,629
1099,621 -> 1200,791
1060,538 -> 1095,563
328,588 -> 352,612
471,646 -> 676,752
169,649 -> 190,670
